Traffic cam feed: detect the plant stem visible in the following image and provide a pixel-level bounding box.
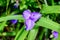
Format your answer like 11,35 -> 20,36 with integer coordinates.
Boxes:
52,0 -> 54,6
44,0 -> 48,6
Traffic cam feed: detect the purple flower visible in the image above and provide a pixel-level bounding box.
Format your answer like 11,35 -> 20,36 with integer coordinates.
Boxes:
14,3 -> 19,8
23,10 -> 31,20
25,19 -> 35,30
10,15 -> 18,24
11,20 -> 17,24
30,12 -> 41,22
23,9 -> 42,30
52,31 -> 58,38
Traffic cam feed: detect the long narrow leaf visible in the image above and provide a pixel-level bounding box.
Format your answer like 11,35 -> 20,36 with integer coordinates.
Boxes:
27,28 -> 38,40
0,15 -> 24,22
41,5 -> 60,13
17,30 -> 29,40
36,17 -> 60,33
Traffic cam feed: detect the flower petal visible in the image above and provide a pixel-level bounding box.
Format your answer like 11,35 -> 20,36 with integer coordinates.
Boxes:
23,10 -> 31,20
25,19 -> 35,31
14,3 -> 19,8
30,12 -> 42,22
52,31 -> 58,38
11,20 -> 17,24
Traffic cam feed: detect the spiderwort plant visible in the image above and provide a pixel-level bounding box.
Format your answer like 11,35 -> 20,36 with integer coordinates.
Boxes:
23,9 -> 42,31
52,31 -> 58,39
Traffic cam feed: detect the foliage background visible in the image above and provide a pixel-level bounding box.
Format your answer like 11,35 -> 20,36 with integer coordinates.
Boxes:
0,0 -> 60,40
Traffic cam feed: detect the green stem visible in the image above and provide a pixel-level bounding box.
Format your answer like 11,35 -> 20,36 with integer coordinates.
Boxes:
44,0 -> 48,6
52,0 -> 54,6
6,0 -> 10,15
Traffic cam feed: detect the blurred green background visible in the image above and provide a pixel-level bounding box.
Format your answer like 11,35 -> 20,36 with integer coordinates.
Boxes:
0,0 -> 60,40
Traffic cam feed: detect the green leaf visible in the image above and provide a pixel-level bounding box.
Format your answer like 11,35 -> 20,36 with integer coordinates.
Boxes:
39,29 -> 45,40
0,32 -> 16,36
0,15 -> 24,22
15,23 -> 21,33
14,26 -> 29,40
11,0 -> 15,3
36,17 -> 60,33
57,33 -> 60,40
6,0 -> 10,10
41,5 -> 60,13
14,26 -> 24,40
27,28 -> 38,40
0,21 -> 6,31
11,10 -> 19,15
17,30 -> 28,40
0,0 -> 6,6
